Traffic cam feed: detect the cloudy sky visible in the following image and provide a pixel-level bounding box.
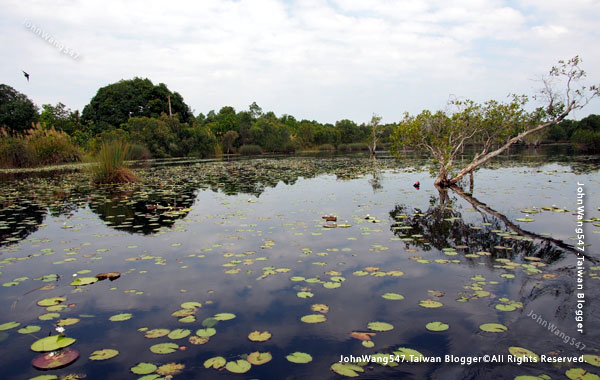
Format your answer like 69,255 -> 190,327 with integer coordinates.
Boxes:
2,0 -> 599,123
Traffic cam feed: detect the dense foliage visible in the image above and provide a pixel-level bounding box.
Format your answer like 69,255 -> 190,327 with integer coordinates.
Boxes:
0,84 -> 39,134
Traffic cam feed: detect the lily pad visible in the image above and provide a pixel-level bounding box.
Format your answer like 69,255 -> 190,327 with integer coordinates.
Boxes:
32,349 -> 79,369
368,322 -> 394,331
28,375 -> 59,380
247,351 -> 272,365
130,362 -> 158,375
70,276 -> 98,286
150,342 -> 179,354
156,362 -> 185,375
57,318 -> 80,326
301,314 -> 327,323
311,304 -> 329,313
180,301 -> 202,309
479,323 -> 508,333
248,330 -> 271,341
509,347 -> 539,361
394,347 -> 424,361
196,328 -> 216,337
286,352 -> 313,363
89,349 -> 119,360
213,313 -> 236,321
566,368 -> 600,380
382,293 -> 404,300
204,356 -> 226,369
419,299 -> 443,308
297,291 -> 314,298
109,313 -> 132,322
18,325 -> 41,334
0,321 -> 20,331
145,329 -> 170,338
425,321 -> 449,331
31,335 -> 76,352
584,355 -> 600,367
331,362 -> 364,377
226,359 -> 252,373
168,329 -> 191,339
37,297 -> 66,307
362,340 -> 375,348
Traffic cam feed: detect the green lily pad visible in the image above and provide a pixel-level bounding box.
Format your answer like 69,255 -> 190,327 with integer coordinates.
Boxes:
566,368 -> 600,380
301,314 -> 327,323
131,362 -> 158,375
425,321 -> 449,331
393,347 -> 424,361
28,375 -> 59,380
178,315 -> 195,323
419,299 -> 443,308
38,313 -> 60,321
584,355 -> 600,367
247,351 -> 272,365
248,330 -> 271,341
362,340 -> 375,348
0,321 -> 20,331
70,276 -> 98,286
286,352 -> 313,363
149,342 -> 179,354
382,293 -> 404,300
496,304 -> 517,311
180,301 -> 202,309
479,323 -> 508,333
213,313 -> 236,321
225,359 -> 251,373
367,321 -> 394,331
196,328 -> 216,337
31,335 -> 76,352
18,325 -> 41,334
331,362 -> 364,377
145,329 -> 170,338
297,291 -> 314,298
168,329 -> 191,339
37,297 -> 66,307
89,348 -> 119,360
509,347 -> 539,361
204,356 -> 226,369
202,317 -> 218,328
57,318 -> 80,326
109,313 -> 132,322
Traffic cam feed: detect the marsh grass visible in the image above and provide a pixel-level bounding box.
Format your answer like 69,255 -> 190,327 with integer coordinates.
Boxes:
92,139 -> 139,183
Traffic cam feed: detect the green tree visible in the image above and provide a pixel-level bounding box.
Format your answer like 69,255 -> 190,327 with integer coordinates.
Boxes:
81,77 -> 193,133
391,56 -> 599,187
0,84 -> 39,134
336,119 -> 362,144
40,102 -> 83,135
222,130 -> 239,154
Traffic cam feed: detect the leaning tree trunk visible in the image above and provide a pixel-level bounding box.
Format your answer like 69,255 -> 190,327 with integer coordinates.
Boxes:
443,107 -> 572,187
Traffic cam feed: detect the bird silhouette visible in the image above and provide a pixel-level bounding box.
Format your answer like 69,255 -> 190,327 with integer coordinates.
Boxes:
22,71 -> 30,82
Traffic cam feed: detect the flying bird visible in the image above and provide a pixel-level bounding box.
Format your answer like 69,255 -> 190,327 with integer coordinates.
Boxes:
22,70 -> 30,82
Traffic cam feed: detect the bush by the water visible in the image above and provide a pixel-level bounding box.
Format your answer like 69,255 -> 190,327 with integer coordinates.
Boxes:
92,140 -> 139,183
317,144 -> 335,151
0,124 -> 81,168
338,143 -> 369,152
239,144 -> 262,155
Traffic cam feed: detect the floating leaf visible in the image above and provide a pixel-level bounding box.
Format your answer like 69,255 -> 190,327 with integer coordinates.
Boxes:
130,362 -> 157,375
311,304 -> 329,313
297,291 -> 314,298
189,336 -> 209,345
393,347 -> 424,361
168,329 -> 191,339
37,297 -> 66,307
178,315 -> 196,323
566,368 -> 600,380
18,325 -> 41,334
331,363 -> 364,377
213,313 -> 236,321
0,321 -> 20,331
38,313 -> 60,321
248,330 -> 271,341
350,331 -> 376,341
28,375 -> 59,380
32,349 -> 79,369
226,359 -> 252,373
150,342 -> 179,354
96,272 -> 120,280
70,277 -> 98,286
180,301 -> 202,309
509,347 -> 539,361
362,341 -> 375,348
31,335 -> 76,352
367,322 -> 393,331
156,362 -> 185,376
247,351 -> 272,365
109,313 -> 132,322
204,356 -> 226,369
286,352 -> 313,363
145,329 -> 170,338
419,299 -> 443,308
89,349 -> 119,360
196,328 -> 216,337
201,317 -> 218,328
496,304 -> 517,312
479,323 -> 508,333
584,355 -> 600,367
301,314 -> 327,323
57,318 -> 80,327
425,321 -> 449,331
382,293 -> 404,300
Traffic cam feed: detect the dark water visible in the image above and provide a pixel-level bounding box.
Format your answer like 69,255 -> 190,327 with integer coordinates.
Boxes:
0,146 -> 599,380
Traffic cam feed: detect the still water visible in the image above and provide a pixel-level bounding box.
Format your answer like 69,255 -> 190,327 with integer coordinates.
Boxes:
0,147 -> 599,380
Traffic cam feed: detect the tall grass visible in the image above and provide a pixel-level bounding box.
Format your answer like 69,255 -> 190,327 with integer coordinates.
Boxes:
92,139 -> 139,183
0,124 -> 82,168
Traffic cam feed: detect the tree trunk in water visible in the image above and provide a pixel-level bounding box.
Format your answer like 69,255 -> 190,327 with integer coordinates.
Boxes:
469,171 -> 474,194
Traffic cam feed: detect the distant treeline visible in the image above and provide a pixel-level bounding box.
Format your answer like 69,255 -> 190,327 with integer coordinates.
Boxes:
0,77 -> 598,168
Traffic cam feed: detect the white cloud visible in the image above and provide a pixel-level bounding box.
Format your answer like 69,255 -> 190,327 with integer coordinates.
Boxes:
1,0 -> 598,123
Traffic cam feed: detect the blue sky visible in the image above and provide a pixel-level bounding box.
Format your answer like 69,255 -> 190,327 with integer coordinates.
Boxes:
1,0 -> 599,124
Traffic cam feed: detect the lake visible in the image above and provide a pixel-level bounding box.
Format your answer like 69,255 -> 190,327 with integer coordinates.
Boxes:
1,146 -> 599,380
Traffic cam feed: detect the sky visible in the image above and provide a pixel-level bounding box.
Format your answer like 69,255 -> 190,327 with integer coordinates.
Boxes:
1,0 -> 599,124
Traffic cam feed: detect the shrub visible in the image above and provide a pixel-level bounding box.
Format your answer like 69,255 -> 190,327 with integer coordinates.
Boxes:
0,133 -> 33,168
92,139 -> 139,183
317,144 -> 335,151
348,143 -> 369,151
25,124 -> 82,165
128,143 -> 152,160
239,144 -> 262,155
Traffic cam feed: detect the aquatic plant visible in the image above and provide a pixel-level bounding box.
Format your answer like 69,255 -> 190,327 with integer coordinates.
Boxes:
92,139 -> 139,183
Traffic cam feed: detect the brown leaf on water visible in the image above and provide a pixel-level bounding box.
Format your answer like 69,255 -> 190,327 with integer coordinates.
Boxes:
350,331 -> 376,341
